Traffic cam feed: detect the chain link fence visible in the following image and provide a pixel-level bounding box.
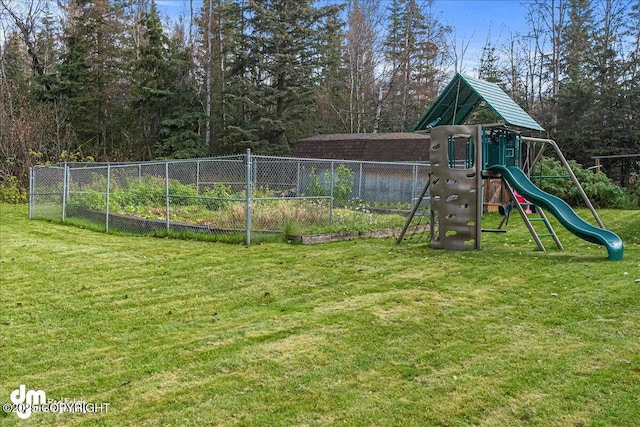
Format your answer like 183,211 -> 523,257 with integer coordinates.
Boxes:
30,151 -> 430,243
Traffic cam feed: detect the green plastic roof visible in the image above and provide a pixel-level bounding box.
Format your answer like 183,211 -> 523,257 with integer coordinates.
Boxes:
412,73 -> 545,132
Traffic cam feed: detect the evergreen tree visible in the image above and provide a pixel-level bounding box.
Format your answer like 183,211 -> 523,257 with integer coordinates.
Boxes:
554,0 -> 597,164
382,0 -> 408,131
477,35 -> 502,83
589,0 -> 626,158
589,0 -> 639,185
52,0 -> 126,159
195,0 -> 244,155
157,32 -> 207,159
474,34 -> 504,124
128,0 -> 173,159
382,0 -> 448,131
231,0 -> 341,154
412,2 -> 450,116
313,6 -> 347,134
384,0 -> 404,75
1,34 -> 32,96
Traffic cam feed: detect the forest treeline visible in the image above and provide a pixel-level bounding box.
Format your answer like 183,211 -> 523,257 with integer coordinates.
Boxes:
1,0 -> 639,190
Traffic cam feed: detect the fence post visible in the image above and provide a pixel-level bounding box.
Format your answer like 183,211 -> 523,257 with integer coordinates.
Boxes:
330,161 -> 334,224
61,163 -> 68,222
28,168 -> 34,220
165,162 -> 170,231
105,164 -> 110,232
296,161 -> 301,197
66,164 -> 71,203
358,162 -> 363,199
253,154 -> 258,189
245,148 -> 252,245
412,164 -> 418,203
196,159 -> 201,193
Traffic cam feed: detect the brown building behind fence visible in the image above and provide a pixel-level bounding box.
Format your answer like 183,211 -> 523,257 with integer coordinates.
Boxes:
293,133 -> 431,162
293,131 -> 508,211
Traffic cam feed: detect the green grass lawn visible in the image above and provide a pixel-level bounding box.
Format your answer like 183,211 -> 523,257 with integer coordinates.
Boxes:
1,203 -> 639,426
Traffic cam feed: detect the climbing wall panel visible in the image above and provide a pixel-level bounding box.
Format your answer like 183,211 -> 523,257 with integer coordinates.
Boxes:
429,125 -> 482,250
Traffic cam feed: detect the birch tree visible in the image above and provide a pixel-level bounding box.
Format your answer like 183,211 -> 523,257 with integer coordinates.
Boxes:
344,0 -> 381,133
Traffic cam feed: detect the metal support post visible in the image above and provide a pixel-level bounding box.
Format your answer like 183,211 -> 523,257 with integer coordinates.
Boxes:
475,125 -> 484,248
329,161 -> 334,224
62,163 -> 68,222
358,162 -> 363,199
165,162 -> 170,231
412,164 -> 418,202
522,136 -> 604,228
28,168 -> 34,219
106,165 -> 111,232
296,161 -> 301,197
196,160 -> 201,193
245,149 -> 252,245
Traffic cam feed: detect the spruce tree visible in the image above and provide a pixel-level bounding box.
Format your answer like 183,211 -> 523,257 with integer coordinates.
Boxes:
128,0 -> 173,159
53,0 -> 125,159
554,0 -> 597,164
238,0 -> 340,154
313,6 -> 347,134
382,0 -> 448,131
157,33 -> 206,159
195,0 -> 244,155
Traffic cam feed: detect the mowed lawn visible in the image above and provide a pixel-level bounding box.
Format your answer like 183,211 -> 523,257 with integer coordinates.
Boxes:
1,203 -> 639,426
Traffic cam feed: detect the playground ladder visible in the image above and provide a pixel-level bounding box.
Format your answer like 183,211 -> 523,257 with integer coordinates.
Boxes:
502,179 -> 563,251
397,176 -> 431,243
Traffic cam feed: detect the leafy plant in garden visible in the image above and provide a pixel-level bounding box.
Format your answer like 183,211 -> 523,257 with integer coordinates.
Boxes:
68,175 -> 234,214
115,176 -> 167,207
305,164 -> 355,206
71,189 -> 108,212
200,184 -> 235,209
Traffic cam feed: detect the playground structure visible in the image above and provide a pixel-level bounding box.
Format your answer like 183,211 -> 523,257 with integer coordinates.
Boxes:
398,74 -> 624,261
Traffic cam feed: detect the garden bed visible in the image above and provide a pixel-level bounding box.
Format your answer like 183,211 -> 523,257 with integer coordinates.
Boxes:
68,207 -> 417,243
288,224 -> 429,244
69,207 -> 238,234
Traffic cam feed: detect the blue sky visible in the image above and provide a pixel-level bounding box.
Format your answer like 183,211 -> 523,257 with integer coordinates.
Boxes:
433,0 -> 530,40
156,0 -> 532,71
431,0 -> 532,71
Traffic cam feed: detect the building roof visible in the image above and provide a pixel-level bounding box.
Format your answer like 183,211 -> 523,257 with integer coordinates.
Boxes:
293,133 -> 431,162
412,73 -> 545,132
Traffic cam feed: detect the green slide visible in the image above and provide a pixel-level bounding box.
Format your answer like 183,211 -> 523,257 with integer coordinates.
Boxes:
489,165 -> 624,261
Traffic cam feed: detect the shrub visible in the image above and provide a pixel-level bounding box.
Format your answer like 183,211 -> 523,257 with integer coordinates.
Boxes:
532,157 -> 636,209
305,164 -> 355,207
0,176 -> 27,204
631,162 -> 640,207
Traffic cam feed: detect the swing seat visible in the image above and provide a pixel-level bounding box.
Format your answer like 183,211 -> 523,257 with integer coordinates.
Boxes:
498,204 -> 512,217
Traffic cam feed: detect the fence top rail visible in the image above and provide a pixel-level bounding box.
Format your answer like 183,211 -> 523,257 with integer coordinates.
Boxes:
591,153 -> 640,160
252,155 -> 430,167
46,154 -> 431,169
51,155 -> 247,168
67,165 -> 111,171
33,165 -> 65,169
253,196 -> 332,201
